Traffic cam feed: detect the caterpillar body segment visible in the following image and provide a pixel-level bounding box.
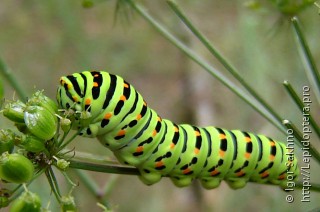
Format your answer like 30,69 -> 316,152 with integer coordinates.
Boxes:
57,71 -> 299,189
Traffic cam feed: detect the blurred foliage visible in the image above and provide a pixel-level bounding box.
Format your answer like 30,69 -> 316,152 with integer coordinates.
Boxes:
0,0 -> 319,211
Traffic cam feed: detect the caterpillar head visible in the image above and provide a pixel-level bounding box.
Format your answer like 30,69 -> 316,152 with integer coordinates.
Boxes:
57,72 -> 93,129
57,74 -> 85,113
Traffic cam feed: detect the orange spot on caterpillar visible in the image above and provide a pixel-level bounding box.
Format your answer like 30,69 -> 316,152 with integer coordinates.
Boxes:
245,136 -> 251,142
72,96 -> 78,102
104,113 -> 112,119
278,174 -> 286,180
136,114 -> 142,120
236,170 -> 245,177
152,130 -> 157,137
260,171 -> 269,178
194,148 -> 200,154
157,116 -> 162,121
219,150 -> 225,157
195,130 -> 200,136
244,152 -> 251,159
210,169 -> 220,176
124,83 -> 129,88
120,95 -> 126,101
269,155 -> 275,161
93,73 -> 99,77
85,98 -> 91,105
117,129 -> 126,136
270,141 -> 276,146
170,143 -> 175,149
174,126 -> 179,132
143,101 -> 147,106
93,82 -> 99,87
182,168 -> 192,175
219,134 -> 226,139
155,161 -> 164,168
136,146 -> 144,153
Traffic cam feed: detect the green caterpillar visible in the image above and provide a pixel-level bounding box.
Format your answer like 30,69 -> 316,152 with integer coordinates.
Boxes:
57,71 -> 299,189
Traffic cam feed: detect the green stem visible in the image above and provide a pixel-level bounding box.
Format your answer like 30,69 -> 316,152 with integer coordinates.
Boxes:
73,169 -> 113,208
126,0 -> 285,133
56,127 -> 71,148
283,120 -> 320,165
73,169 -> 100,194
58,129 -> 82,152
70,159 -> 320,191
61,149 -> 119,165
166,0 -> 285,132
69,159 -> 139,175
101,175 -> 119,198
291,16 -> 320,104
45,168 -> 62,202
283,81 -> 320,138
295,181 -> 320,192
0,57 -> 28,100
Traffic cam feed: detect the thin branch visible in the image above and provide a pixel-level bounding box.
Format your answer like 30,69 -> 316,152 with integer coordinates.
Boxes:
0,57 -> 28,100
291,17 -> 320,104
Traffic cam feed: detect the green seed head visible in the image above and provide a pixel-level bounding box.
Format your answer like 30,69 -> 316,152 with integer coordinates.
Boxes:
0,152 -> 34,184
24,106 -> 57,140
60,195 -> 77,212
9,190 -> 41,212
27,90 -> 58,115
0,129 -> 15,154
21,135 -> 45,153
3,101 -> 26,123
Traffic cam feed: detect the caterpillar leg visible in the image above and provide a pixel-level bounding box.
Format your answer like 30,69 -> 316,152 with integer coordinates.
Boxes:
200,178 -> 222,189
136,121 -> 185,185
138,168 -> 162,185
226,179 -> 247,189
170,176 -> 194,187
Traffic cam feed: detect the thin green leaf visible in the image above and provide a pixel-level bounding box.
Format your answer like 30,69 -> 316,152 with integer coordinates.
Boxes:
166,0 -> 286,134
0,57 -> 28,100
283,81 -> 320,138
125,0 -> 285,133
291,16 -> 320,104
283,119 -> 320,164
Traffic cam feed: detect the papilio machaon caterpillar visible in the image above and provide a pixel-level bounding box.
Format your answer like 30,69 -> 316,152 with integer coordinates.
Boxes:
57,71 -> 299,189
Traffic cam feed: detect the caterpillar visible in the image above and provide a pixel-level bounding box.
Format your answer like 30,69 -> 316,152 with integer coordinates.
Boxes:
57,71 -> 299,189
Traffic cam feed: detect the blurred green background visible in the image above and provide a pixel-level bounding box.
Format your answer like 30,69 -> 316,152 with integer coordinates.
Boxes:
1,0 -> 320,211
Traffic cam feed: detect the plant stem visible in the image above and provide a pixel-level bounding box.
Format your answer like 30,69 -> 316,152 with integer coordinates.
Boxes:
291,16 -> 320,104
62,149 -> 119,165
69,159 -> 140,175
45,168 -> 62,202
70,158 -> 320,191
73,169 -> 114,208
0,57 -> 28,100
73,169 -> 100,195
126,0 -> 286,133
166,0 -> 285,133
283,81 -> 320,138
283,120 -> 320,165
101,175 -> 119,198
295,181 -> 320,192
58,129 -> 82,152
